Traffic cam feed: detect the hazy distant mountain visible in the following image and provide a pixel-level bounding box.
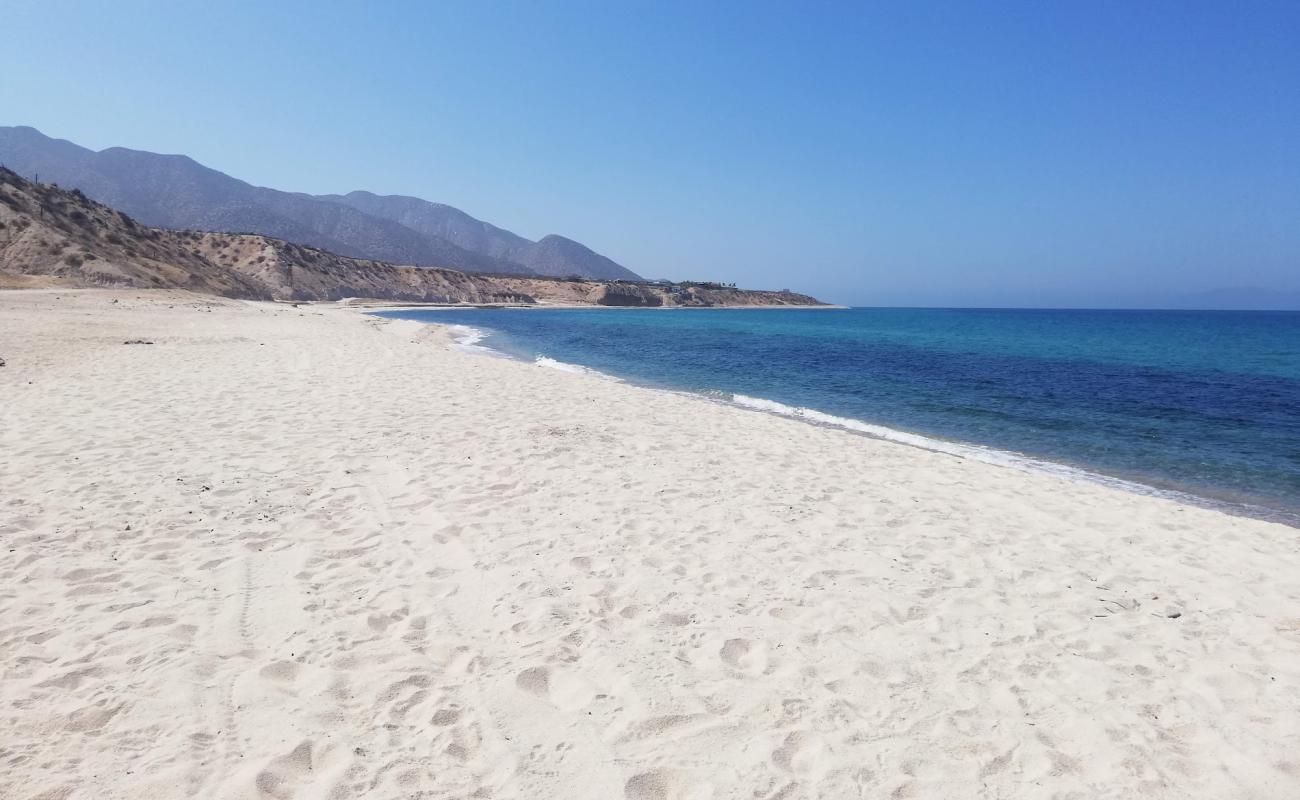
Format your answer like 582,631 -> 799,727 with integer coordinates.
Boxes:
513,234 -> 640,280
318,190 -> 641,280
0,126 -> 642,280
318,190 -> 533,262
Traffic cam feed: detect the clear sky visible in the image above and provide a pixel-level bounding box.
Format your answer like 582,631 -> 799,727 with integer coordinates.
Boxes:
3,1 -> 1298,306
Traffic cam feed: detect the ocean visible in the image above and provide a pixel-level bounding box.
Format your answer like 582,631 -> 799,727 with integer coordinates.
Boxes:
375,307 -> 1300,525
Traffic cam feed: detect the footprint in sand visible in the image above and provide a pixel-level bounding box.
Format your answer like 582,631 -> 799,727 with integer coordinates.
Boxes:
431,706 -> 462,726
772,731 -> 828,778
516,666 -> 595,711
719,638 -> 769,676
258,660 -> 301,682
253,740 -> 316,800
657,612 -> 693,627
624,768 -> 713,800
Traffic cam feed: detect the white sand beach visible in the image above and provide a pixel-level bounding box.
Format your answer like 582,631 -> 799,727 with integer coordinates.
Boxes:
2,289 -> 1298,800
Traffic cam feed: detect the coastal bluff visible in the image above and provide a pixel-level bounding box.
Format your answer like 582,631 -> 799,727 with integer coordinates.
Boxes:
0,168 -> 822,307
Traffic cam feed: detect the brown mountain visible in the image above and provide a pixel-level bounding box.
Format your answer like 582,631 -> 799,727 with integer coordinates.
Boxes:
0,168 -> 823,307
0,126 -> 641,280
0,167 -> 527,303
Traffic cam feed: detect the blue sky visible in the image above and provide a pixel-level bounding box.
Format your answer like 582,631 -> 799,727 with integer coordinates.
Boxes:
3,1 -> 1298,306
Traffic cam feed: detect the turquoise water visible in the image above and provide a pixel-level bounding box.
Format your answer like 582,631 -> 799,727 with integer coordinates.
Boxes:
377,307 -> 1300,524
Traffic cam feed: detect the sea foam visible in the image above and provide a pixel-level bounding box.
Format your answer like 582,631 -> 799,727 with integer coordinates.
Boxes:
723,392 -> 1268,518
447,324 -> 497,355
379,310 -> 1297,527
442,319 -> 1206,504
535,356 -> 604,376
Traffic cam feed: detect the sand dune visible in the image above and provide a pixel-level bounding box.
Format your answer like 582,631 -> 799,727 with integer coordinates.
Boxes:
1,290 -> 1297,799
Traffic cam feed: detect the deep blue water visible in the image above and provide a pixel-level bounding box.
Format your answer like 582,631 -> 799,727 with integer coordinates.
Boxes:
377,307 -> 1300,524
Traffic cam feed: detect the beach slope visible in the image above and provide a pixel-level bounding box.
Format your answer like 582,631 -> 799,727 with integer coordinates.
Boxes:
1,290 -> 1297,799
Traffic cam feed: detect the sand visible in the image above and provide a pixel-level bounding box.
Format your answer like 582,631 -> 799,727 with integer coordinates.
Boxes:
2,289 -> 1298,800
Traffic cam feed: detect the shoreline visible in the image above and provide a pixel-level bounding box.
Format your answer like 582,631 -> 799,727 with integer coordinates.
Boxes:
341,300 -> 850,311
4,289 -> 1298,800
388,314 -> 1300,529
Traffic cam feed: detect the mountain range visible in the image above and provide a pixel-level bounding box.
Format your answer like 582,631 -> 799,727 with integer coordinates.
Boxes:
0,167 -> 821,307
0,125 -> 641,281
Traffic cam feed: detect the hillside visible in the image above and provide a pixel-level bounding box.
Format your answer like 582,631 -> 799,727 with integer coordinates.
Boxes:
0,168 -> 267,297
322,191 -> 641,280
322,190 -> 528,261
513,234 -> 639,280
0,170 -> 823,307
0,126 -> 641,280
